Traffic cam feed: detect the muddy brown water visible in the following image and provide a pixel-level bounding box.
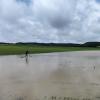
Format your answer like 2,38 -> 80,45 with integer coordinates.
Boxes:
0,51 -> 100,100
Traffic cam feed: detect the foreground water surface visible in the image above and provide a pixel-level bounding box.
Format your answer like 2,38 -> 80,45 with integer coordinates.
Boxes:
0,51 -> 100,100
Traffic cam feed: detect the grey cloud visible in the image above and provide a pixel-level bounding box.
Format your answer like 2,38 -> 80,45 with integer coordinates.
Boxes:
0,0 -> 100,43
49,15 -> 71,29
16,0 -> 33,6
33,0 -> 76,29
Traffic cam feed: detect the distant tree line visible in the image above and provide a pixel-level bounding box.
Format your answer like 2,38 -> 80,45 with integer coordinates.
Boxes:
0,42 -> 100,47
82,42 -> 100,47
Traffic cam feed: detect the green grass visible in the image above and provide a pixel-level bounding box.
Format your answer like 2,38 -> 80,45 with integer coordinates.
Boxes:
0,45 -> 100,55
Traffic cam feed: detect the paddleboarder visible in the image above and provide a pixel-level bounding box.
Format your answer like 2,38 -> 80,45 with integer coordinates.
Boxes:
25,50 -> 29,57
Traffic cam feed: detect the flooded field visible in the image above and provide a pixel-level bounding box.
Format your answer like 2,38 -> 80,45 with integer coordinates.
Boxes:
0,51 -> 100,100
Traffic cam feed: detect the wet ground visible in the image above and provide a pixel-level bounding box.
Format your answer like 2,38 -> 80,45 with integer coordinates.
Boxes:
0,51 -> 100,100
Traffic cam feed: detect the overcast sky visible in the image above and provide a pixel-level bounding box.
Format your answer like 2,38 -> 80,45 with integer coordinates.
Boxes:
0,0 -> 100,43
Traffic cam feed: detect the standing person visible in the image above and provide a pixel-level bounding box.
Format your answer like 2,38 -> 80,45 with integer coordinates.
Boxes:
25,50 -> 29,64
25,50 -> 29,57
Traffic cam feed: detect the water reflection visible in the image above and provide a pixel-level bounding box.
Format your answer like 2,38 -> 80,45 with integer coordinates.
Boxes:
0,51 -> 100,100
19,55 -> 29,64
25,56 -> 29,64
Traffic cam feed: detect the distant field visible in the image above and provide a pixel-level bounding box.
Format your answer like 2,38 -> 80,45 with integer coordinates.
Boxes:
0,44 -> 100,55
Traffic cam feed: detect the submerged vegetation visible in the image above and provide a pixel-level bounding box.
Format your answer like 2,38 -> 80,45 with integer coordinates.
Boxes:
0,43 -> 100,55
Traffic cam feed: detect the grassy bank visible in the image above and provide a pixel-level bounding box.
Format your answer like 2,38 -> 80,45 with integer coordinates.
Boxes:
0,45 -> 100,55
